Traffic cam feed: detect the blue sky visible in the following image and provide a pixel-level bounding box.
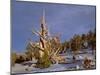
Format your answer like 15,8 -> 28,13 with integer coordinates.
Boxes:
12,0 -> 96,52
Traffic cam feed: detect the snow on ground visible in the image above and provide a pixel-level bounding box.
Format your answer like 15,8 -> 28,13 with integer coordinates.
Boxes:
12,63 -> 80,74
12,49 -> 96,74
12,64 -> 29,74
12,64 -> 67,74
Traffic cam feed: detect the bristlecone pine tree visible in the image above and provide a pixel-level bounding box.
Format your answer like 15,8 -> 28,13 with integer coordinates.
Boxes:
26,10 -> 64,68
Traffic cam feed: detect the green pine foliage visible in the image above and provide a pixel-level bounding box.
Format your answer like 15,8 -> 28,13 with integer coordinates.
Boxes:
36,51 -> 51,68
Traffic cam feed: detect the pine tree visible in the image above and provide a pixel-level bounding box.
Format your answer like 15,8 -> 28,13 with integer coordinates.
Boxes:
71,35 -> 82,54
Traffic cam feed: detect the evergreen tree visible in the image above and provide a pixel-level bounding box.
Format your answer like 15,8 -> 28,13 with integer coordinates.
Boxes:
71,35 -> 82,54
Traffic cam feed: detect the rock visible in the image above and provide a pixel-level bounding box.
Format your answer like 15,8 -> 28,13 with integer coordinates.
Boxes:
83,58 -> 92,69
31,64 -> 36,67
76,65 -> 80,69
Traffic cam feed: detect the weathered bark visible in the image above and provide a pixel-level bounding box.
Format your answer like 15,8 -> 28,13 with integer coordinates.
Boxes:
27,11 -> 66,68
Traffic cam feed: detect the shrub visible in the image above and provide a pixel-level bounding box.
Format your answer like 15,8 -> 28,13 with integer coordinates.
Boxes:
11,52 -> 17,66
36,51 -> 51,68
